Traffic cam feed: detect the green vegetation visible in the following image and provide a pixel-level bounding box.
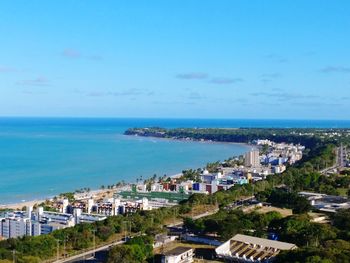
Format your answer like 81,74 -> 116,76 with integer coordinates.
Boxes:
181,169 -> 202,182
184,210 -> 282,240
108,236 -> 153,263
59,192 -> 75,202
275,239 -> 350,263
125,127 -> 341,148
256,189 -> 312,214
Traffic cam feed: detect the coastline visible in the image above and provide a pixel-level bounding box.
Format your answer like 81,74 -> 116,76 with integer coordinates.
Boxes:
0,172 -> 202,210
125,133 -> 252,147
1,135 -> 251,210
0,188 -> 126,210
0,199 -> 46,210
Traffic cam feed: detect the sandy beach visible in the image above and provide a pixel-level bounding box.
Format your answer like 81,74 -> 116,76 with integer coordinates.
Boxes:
0,199 -> 46,210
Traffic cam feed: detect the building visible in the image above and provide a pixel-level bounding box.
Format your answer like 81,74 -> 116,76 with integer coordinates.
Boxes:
0,205 -> 108,240
161,247 -> 194,263
154,234 -> 177,248
300,192 -> 350,213
245,150 -> 260,168
215,234 -> 297,262
0,217 -> 31,239
118,190 -> 190,203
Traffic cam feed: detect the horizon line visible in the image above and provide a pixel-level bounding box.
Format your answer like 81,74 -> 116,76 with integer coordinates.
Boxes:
0,116 -> 350,122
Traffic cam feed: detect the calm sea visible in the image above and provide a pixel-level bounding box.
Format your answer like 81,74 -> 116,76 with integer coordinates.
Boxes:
0,118 -> 349,204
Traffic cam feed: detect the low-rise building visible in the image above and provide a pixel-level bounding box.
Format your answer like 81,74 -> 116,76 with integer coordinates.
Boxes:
161,247 -> 194,263
299,191 -> 350,213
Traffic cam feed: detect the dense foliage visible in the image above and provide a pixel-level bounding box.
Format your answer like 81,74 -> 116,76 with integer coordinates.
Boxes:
108,236 -> 154,263
257,189 -> 312,214
184,210 -> 282,240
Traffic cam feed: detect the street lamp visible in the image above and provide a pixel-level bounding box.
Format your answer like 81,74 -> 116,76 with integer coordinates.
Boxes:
123,221 -> 127,241
63,236 -> 66,259
122,220 -> 131,241
55,239 -> 60,261
92,229 -> 96,258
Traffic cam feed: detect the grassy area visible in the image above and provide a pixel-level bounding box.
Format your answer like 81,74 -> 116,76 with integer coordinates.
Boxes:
163,204 -> 218,225
337,187 -> 348,196
183,204 -> 218,217
119,190 -> 190,202
255,206 -> 293,217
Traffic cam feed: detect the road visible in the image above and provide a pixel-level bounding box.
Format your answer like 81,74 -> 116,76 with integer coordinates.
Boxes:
52,240 -> 124,263
167,207 -> 220,228
319,146 -> 346,175
224,196 -> 256,210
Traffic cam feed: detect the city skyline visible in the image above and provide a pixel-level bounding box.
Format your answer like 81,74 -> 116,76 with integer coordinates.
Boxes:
0,1 -> 349,119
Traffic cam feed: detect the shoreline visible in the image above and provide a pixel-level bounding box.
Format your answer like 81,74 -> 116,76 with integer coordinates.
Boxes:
1,136 -> 251,210
0,173 -> 184,209
0,199 -> 46,210
0,188 -> 126,210
125,133 -> 252,147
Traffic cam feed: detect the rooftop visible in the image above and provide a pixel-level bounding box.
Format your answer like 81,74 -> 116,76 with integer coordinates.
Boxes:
163,246 -> 192,256
232,234 -> 297,250
216,234 -> 297,262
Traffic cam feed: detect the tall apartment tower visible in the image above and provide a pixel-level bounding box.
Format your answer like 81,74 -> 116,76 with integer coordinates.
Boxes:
244,150 -> 260,167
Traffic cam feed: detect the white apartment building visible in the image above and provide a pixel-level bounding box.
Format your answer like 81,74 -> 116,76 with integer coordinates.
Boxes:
0,217 -> 31,239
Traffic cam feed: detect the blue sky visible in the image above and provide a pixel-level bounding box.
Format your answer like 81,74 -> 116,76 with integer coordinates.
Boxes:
0,1 -> 349,119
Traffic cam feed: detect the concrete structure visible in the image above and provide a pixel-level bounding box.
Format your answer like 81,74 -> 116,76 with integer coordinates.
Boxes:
154,234 -> 177,248
245,150 -> 260,168
161,247 -> 194,263
0,217 -> 31,239
300,192 -> 350,213
216,234 -> 297,262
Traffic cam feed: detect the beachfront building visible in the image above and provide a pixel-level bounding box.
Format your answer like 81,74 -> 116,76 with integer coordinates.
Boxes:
0,217 -> 31,239
215,234 -> 297,262
0,206 -> 107,239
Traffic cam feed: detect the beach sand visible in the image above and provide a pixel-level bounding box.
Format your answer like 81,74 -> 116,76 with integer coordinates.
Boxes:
0,199 -> 46,210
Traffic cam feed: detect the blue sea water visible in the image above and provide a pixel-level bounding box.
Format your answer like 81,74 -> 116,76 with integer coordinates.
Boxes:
0,117 -> 349,204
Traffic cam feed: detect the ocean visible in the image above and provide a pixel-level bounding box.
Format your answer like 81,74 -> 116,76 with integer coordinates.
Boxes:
0,117 -> 349,204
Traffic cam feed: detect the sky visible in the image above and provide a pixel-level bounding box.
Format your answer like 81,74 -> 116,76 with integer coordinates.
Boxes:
0,0 -> 349,119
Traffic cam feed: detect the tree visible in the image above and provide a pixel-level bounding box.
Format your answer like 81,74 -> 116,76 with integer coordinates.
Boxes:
127,236 -> 154,260
332,209 -> 350,231
292,196 -> 312,214
108,245 -> 138,263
